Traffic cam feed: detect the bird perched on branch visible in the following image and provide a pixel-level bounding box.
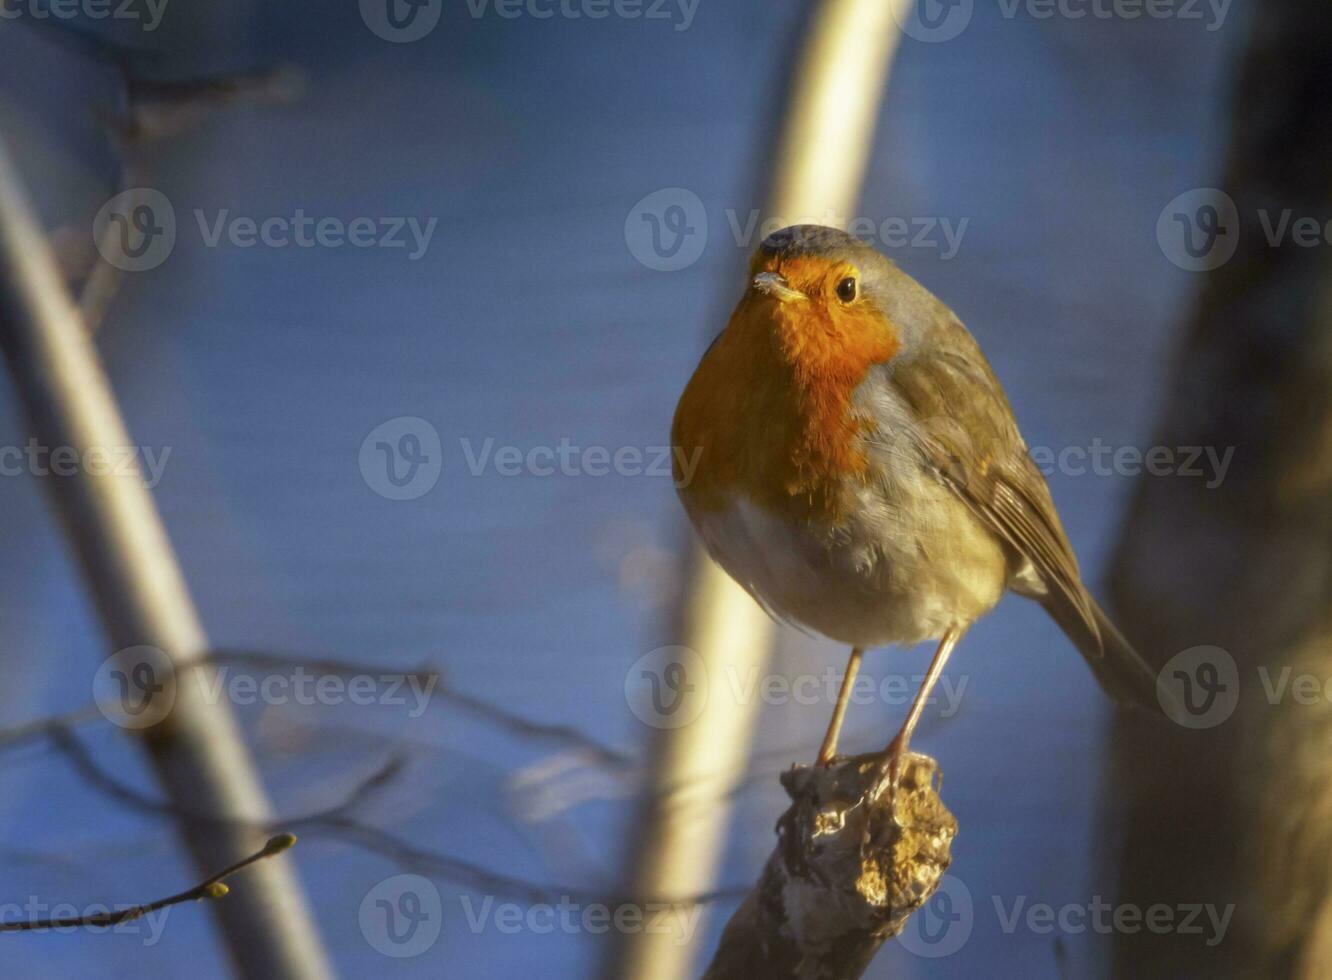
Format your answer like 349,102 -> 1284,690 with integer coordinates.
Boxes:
672,225 -> 1171,782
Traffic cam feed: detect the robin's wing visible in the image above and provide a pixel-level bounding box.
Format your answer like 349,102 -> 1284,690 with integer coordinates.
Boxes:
863,336 -> 1101,656
858,318 -> 1175,714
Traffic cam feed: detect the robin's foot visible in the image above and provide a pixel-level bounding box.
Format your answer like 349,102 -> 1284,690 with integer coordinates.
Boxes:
873,733 -> 909,799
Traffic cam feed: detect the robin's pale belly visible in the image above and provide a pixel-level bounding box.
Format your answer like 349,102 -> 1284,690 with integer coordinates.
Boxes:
693,473 -> 1008,649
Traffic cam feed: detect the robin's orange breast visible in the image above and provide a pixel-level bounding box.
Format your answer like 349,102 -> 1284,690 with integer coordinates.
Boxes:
671,274 -> 899,528
674,345 -> 1010,647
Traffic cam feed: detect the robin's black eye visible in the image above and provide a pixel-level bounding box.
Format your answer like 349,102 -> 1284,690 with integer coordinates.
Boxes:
836,276 -> 858,302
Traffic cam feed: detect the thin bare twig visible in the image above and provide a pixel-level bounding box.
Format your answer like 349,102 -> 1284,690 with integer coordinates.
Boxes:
17,16 -> 303,333
0,833 -> 298,933
22,723 -> 747,909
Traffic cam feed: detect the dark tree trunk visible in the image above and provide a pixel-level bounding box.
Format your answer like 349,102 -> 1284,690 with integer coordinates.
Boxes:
1103,2 -> 1332,976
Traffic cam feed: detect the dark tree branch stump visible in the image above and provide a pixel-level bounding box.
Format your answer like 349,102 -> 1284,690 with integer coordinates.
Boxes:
704,753 -> 955,980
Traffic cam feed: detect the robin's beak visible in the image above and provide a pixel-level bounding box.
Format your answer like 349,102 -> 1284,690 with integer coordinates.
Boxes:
752,272 -> 806,303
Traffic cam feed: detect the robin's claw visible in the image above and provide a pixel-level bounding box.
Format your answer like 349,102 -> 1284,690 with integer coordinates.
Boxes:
871,733 -> 909,800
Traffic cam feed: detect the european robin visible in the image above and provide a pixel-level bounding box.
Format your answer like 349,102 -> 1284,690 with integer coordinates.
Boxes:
671,225 -> 1171,782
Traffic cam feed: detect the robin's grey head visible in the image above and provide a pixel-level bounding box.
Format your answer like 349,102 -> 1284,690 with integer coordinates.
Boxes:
758,224 -> 877,260
745,224 -> 947,357
751,224 -> 910,310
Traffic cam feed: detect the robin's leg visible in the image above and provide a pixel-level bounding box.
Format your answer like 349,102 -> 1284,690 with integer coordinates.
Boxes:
816,647 -> 863,765
878,625 -> 966,786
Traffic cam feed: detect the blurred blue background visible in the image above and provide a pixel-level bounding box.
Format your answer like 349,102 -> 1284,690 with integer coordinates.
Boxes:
0,1 -> 1246,976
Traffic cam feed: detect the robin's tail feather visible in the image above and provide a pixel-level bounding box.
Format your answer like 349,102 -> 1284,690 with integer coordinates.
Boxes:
1043,592 -> 1180,721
